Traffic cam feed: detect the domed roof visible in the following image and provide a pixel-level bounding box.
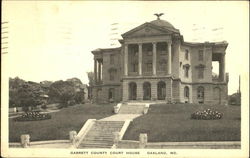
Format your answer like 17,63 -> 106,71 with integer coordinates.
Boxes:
150,19 -> 176,29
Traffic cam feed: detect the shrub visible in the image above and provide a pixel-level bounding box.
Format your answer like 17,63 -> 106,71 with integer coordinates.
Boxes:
14,111 -> 51,121
191,108 -> 223,120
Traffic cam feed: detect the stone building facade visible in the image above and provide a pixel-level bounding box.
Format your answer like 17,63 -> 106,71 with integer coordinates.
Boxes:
91,17 -> 229,105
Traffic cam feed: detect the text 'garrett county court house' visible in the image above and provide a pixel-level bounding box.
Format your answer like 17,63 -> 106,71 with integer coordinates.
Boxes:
91,16 -> 229,105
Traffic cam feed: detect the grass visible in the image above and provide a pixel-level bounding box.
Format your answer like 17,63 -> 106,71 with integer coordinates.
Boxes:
9,103 -> 115,142
123,104 -> 241,142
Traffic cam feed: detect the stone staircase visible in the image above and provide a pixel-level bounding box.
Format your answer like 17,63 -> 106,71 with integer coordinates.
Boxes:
78,121 -> 124,148
118,104 -> 145,114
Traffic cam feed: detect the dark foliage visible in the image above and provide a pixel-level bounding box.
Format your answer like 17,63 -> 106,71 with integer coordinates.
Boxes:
191,108 -> 223,120
14,111 -> 51,121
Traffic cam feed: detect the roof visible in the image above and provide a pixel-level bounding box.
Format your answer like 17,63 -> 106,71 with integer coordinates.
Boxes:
92,47 -> 121,53
150,19 -> 176,30
121,19 -> 179,38
183,41 -> 228,47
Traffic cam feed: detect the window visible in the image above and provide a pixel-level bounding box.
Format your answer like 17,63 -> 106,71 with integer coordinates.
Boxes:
185,49 -> 189,60
198,50 -> 203,61
147,51 -> 152,56
198,68 -> 204,79
131,52 -> 138,72
146,62 -> 152,72
108,88 -> 115,100
160,50 -> 167,54
159,59 -> 167,71
109,69 -> 116,81
197,86 -> 204,99
184,66 -> 189,78
132,62 -> 138,72
110,54 -> 115,64
184,86 -> 189,98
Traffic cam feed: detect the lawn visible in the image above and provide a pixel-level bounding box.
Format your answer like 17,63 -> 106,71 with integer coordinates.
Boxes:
123,104 -> 241,142
9,103 -> 115,142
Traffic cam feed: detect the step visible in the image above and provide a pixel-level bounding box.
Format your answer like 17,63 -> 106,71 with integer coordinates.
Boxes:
85,135 -> 114,138
81,140 -> 113,144
92,124 -> 124,127
79,142 -> 113,147
85,133 -> 114,137
79,145 -> 113,148
96,121 -> 124,123
80,144 -> 113,148
83,137 -> 114,141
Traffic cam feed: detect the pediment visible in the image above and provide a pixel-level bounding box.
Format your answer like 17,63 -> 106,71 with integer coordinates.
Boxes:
122,23 -> 172,38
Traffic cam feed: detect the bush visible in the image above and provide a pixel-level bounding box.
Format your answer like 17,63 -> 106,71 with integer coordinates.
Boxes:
191,108 -> 223,120
14,111 -> 51,121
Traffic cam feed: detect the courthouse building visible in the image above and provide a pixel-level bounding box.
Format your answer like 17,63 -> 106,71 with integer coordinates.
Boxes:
91,16 -> 229,105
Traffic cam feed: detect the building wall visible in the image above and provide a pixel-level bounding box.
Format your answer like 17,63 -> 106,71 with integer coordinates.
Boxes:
172,80 -> 181,102
93,85 -> 122,103
179,45 -> 192,82
102,50 -> 122,85
191,45 -> 213,83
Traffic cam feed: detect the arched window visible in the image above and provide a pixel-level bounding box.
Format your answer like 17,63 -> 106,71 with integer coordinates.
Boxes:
129,82 -> 137,100
197,86 -> 204,99
184,86 -> 189,98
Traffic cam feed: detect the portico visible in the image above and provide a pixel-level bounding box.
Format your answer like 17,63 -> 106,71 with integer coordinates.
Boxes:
124,41 -> 172,76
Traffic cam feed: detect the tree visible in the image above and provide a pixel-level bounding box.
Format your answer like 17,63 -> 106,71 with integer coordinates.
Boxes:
9,77 -> 44,109
48,80 -> 76,107
16,83 -> 44,112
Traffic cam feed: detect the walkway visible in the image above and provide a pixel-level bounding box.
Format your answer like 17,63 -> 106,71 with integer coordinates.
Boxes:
99,114 -> 141,121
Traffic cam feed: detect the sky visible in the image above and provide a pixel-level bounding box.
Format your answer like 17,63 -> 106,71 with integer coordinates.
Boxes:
2,1 -> 249,95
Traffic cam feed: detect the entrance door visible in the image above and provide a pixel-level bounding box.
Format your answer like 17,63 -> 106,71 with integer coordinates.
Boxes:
129,82 -> 137,100
143,82 -> 151,100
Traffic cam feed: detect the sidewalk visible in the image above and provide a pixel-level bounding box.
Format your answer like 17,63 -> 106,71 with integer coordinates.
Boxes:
99,114 -> 141,121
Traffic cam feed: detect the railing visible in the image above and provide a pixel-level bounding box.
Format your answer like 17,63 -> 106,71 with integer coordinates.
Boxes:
212,75 -> 224,82
116,133 -> 241,149
128,71 -> 139,76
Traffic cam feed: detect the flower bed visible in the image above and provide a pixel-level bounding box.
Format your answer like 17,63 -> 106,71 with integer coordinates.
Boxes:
15,111 -> 51,121
191,109 -> 223,120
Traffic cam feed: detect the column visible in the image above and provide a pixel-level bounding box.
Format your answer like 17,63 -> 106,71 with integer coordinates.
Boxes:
153,42 -> 157,75
220,54 -> 225,81
100,62 -> 103,81
167,42 -> 172,74
98,60 -> 101,82
94,59 -> 97,83
138,43 -> 142,75
124,44 -> 128,76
